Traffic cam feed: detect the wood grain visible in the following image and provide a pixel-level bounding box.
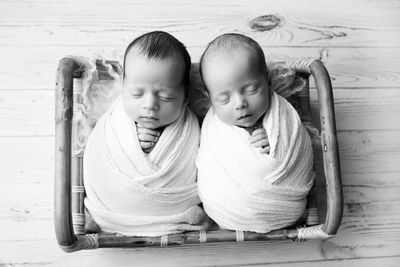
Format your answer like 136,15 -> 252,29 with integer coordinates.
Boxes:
1,240 -> 399,266
0,47 -> 399,90
277,256 -> 400,267
1,0 -> 399,48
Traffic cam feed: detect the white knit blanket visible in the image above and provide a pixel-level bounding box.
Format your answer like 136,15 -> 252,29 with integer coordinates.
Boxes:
83,98 -> 209,236
196,92 -> 315,233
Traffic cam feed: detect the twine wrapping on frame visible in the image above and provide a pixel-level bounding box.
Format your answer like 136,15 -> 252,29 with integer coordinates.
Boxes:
160,235 -> 169,247
60,234 -> 99,253
72,185 -> 85,193
297,224 -> 332,241
285,58 -> 315,74
236,231 -> 244,243
72,213 -> 85,235
199,230 -> 207,244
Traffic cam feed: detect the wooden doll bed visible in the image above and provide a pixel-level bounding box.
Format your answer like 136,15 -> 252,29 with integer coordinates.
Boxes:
55,56 -> 343,252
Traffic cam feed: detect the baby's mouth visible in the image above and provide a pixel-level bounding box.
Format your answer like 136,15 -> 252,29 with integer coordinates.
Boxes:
140,116 -> 159,122
238,114 -> 252,121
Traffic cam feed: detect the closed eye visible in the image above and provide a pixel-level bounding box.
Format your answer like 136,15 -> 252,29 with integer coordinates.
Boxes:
129,88 -> 144,98
159,96 -> 176,102
244,86 -> 259,94
215,94 -> 230,104
130,92 -> 143,98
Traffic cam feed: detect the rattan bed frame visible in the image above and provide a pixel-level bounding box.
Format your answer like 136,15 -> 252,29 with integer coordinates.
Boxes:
55,57 -> 342,252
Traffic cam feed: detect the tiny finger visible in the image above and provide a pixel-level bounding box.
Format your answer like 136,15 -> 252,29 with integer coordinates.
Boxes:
138,133 -> 158,142
252,139 -> 269,148
250,134 -> 268,144
140,141 -> 155,149
137,126 -> 161,137
251,128 -> 266,137
260,146 -> 271,154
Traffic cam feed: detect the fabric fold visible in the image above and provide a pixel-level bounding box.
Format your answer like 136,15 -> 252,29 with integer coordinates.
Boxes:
84,98 -> 209,236
196,92 -> 315,233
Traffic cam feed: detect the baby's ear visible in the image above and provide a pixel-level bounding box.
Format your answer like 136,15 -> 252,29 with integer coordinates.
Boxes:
265,71 -> 271,84
183,96 -> 189,105
266,73 -> 273,94
203,88 -> 210,98
184,84 -> 190,104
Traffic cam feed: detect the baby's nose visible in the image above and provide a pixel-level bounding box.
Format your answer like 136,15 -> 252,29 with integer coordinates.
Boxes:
233,94 -> 247,110
143,94 -> 159,110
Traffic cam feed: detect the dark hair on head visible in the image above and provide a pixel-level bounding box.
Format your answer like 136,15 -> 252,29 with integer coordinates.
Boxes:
123,31 -> 191,97
199,33 -> 268,87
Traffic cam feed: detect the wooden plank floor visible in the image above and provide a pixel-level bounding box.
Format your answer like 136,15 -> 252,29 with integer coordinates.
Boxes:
1,0 -> 399,266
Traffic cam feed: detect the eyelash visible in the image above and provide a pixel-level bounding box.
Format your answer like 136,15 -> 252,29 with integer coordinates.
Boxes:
160,96 -> 175,102
131,92 -> 143,98
245,86 -> 259,94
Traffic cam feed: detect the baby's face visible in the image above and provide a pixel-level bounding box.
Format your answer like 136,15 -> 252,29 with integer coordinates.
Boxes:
202,48 -> 270,128
122,52 -> 186,129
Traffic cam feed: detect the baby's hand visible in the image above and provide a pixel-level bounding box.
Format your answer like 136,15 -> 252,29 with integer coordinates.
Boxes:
250,128 -> 270,154
136,124 -> 161,153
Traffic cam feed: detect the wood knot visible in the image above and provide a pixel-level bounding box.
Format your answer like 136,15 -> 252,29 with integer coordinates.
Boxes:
249,15 -> 282,31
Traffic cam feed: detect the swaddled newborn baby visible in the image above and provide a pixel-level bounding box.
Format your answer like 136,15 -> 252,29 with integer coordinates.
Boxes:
83,31 -> 209,236
196,33 -> 315,233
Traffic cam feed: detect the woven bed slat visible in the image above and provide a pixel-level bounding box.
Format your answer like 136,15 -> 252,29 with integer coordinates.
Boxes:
55,58 -> 81,248
71,78 -> 86,235
305,185 -> 319,226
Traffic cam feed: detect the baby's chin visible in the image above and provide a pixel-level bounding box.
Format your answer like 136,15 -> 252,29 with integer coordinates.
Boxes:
135,119 -> 174,130
219,117 -> 258,128
235,121 -> 258,128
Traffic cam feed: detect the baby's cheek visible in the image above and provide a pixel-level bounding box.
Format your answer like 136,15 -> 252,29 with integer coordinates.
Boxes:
160,103 -> 183,123
173,104 -> 185,119
122,99 -> 140,121
217,109 -> 236,125
255,96 -> 269,114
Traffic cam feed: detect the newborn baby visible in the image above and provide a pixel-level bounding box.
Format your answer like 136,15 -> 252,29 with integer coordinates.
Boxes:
196,33 -> 315,233
83,31 -> 209,236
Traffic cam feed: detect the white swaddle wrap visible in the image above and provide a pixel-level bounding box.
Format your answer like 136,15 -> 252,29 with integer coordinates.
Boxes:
197,92 -> 315,233
84,98 -> 209,236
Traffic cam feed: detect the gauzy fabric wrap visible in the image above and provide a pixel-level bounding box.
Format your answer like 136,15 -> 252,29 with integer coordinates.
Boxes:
196,92 -> 315,233
83,98 -> 209,236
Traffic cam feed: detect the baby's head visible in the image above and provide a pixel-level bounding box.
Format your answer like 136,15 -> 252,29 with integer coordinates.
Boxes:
122,31 -> 191,129
200,33 -> 271,128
